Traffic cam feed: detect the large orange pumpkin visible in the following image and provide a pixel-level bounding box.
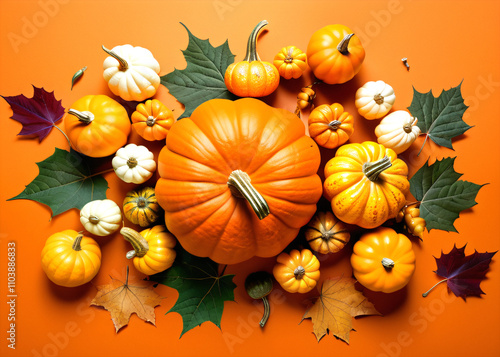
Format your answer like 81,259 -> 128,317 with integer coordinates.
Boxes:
155,98 -> 323,264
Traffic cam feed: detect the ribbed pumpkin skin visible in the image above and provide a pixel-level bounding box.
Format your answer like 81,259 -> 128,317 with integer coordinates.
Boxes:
323,141 -> 409,229
123,187 -> 162,227
156,98 -> 323,264
224,61 -> 279,97
306,24 -> 365,85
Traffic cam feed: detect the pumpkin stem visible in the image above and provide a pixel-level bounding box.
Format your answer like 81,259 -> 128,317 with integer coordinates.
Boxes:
67,109 -> 95,124
243,20 -> 268,62
337,33 -> 354,55
362,156 -> 392,182
136,196 -> 147,208
72,233 -> 84,251
260,296 -> 270,327
127,157 -> 138,168
328,120 -> 342,131
374,93 -> 384,105
121,227 -> 149,258
294,266 -> 306,279
285,46 -> 294,63
102,45 -> 129,70
381,257 -> 395,269
403,117 -> 418,134
227,170 -> 270,220
89,216 -> 100,224
146,116 -> 156,126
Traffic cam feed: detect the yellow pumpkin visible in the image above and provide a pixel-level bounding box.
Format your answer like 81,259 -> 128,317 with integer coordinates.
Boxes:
351,227 -> 416,293
41,230 -> 101,287
121,225 -> 176,276
323,141 -> 409,229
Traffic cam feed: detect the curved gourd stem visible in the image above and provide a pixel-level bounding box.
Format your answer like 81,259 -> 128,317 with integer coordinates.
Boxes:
337,33 -> 354,55
102,45 -> 129,70
362,156 -> 392,182
121,227 -> 149,258
67,109 -> 94,124
243,20 -> 268,62
227,170 -> 270,220
72,233 -> 84,251
259,296 -> 270,327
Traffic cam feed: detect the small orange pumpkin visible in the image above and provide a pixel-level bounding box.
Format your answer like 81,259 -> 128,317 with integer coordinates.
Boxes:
273,249 -> 320,293
351,227 -> 416,293
308,103 -> 354,149
64,95 -> 131,158
224,20 -> 279,97
306,24 -> 365,85
273,45 -> 307,80
131,99 -> 174,141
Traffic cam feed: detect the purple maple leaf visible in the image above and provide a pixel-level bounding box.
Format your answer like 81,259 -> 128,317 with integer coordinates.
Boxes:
423,244 -> 497,299
1,86 -> 65,141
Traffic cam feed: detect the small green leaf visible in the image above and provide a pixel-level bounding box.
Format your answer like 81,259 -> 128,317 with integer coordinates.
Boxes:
151,248 -> 236,337
409,157 -> 486,232
408,82 -> 472,153
8,148 -> 108,217
71,66 -> 87,90
160,22 -> 236,119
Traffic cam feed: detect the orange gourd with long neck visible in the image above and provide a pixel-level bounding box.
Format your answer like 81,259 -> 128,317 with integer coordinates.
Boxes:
224,20 -> 279,97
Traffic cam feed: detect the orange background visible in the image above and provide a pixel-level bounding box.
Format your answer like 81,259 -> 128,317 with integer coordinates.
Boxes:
1,1 -> 500,356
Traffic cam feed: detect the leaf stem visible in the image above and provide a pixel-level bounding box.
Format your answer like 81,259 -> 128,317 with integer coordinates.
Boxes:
422,278 -> 448,297
417,133 -> 429,156
53,123 -> 72,148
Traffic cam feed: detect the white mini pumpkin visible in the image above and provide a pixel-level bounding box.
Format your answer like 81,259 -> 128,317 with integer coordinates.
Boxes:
80,199 -> 122,236
355,80 -> 396,120
375,110 -> 421,154
112,143 -> 156,184
102,44 -> 161,102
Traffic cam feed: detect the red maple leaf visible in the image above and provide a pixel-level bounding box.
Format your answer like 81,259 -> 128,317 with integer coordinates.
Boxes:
423,244 -> 497,299
1,86 -> 65,142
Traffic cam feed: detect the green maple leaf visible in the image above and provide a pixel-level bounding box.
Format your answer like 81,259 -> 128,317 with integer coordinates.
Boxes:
8,148 -> 108,217
409,157 -> 486,232
151,248 -> 236,337
161,23 -> 236,119
408,82 -> 472,154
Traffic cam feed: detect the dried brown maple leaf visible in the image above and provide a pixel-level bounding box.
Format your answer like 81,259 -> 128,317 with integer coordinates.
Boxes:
301,276 -> 381,343
91,267 -> 165,332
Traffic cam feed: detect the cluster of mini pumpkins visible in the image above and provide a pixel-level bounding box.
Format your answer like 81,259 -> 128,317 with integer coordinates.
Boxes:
40,21 -> 425,299
41,44 -> 178,287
